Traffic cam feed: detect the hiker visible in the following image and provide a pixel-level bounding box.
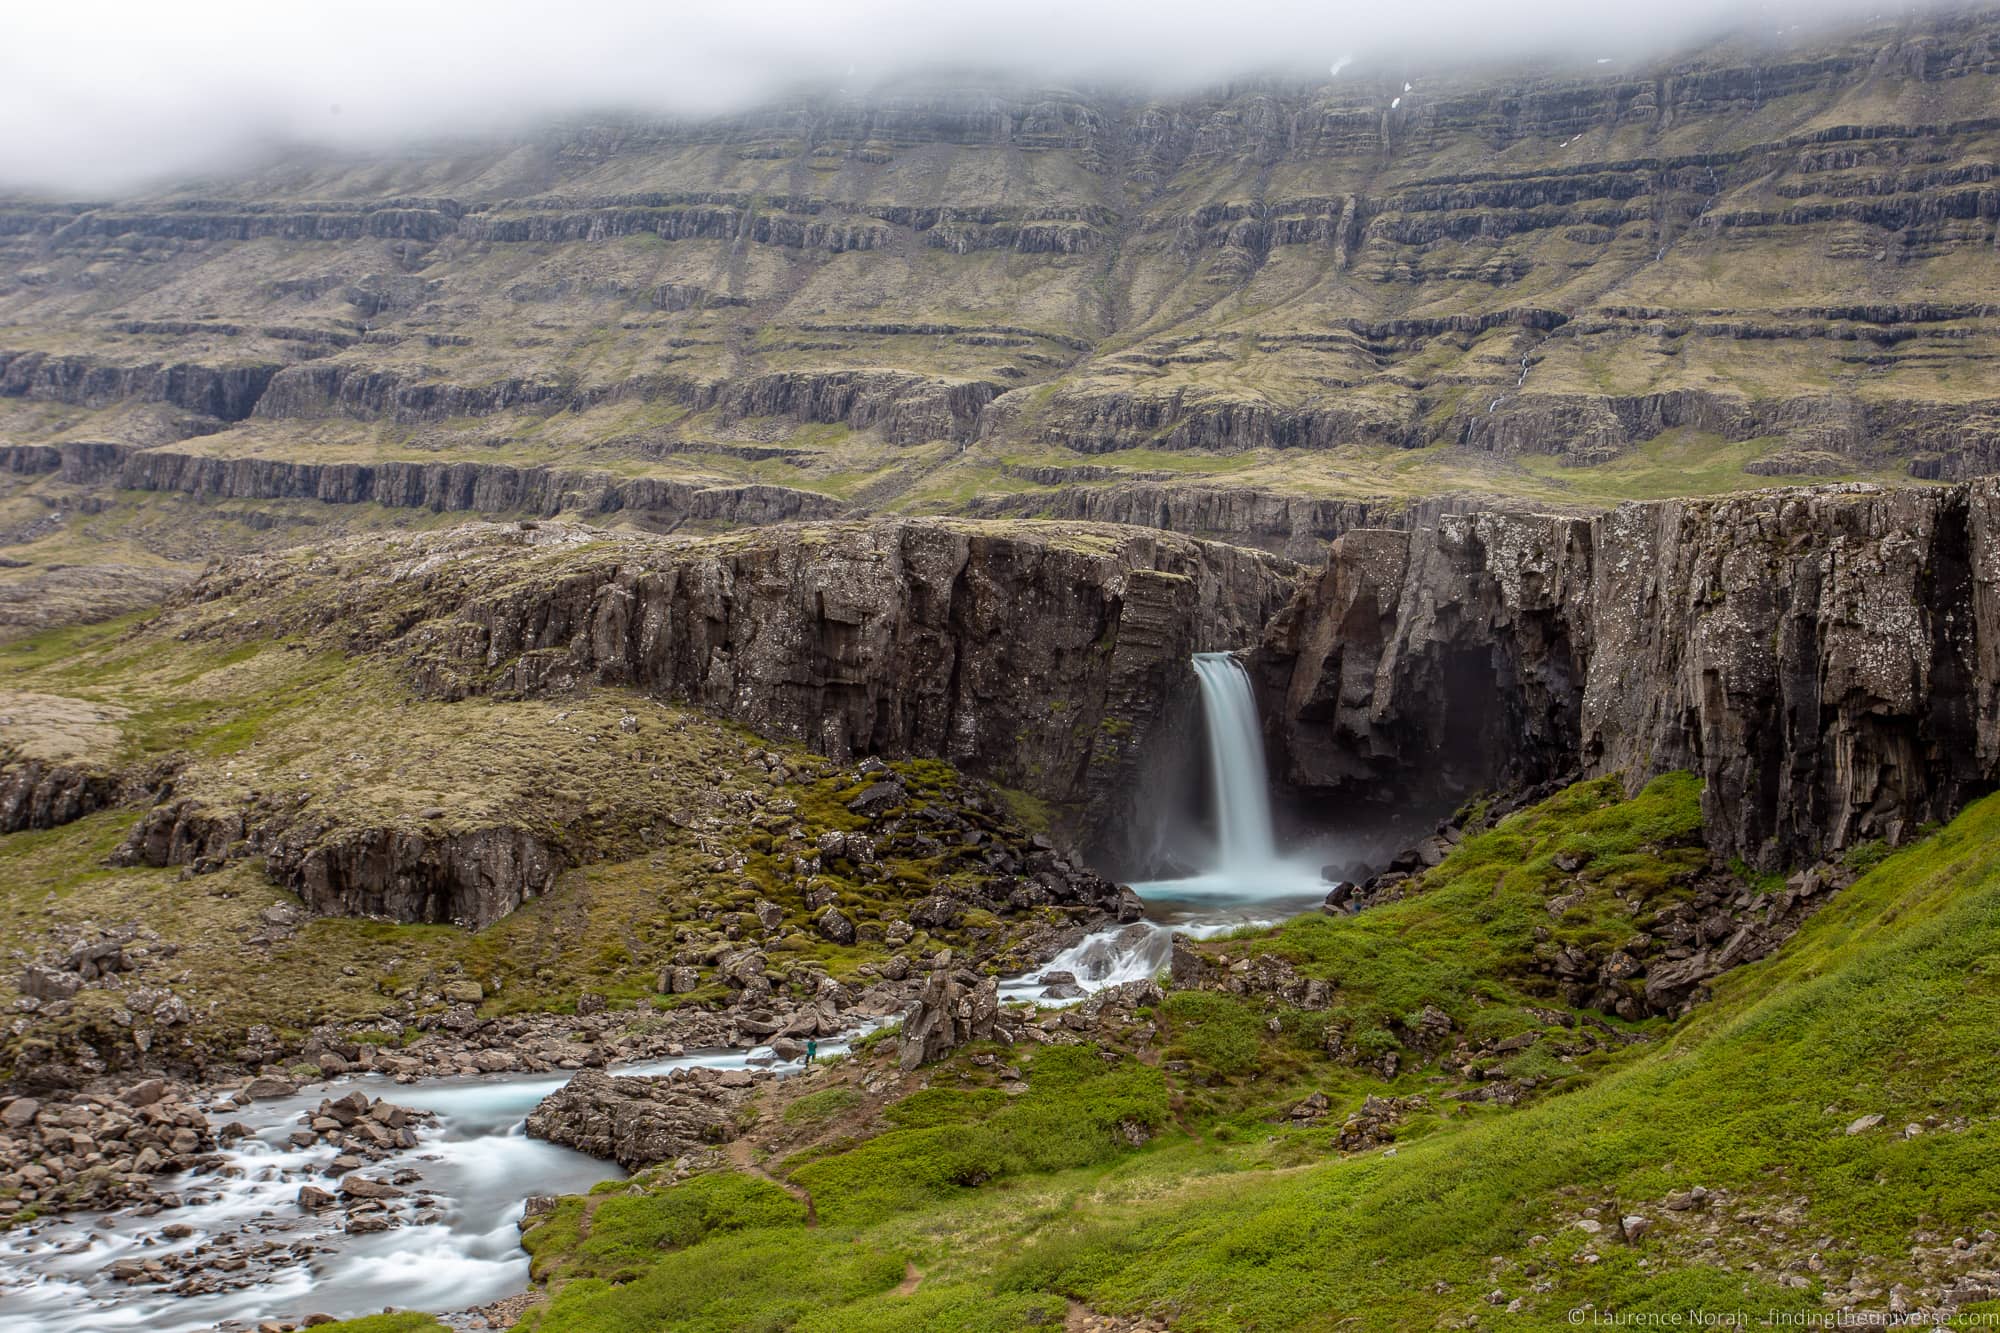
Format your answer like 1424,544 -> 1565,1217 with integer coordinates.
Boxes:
805,1038 -> 817,1064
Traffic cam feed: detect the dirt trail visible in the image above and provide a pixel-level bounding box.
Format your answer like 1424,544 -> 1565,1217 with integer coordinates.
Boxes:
724,1137 -> 818,1226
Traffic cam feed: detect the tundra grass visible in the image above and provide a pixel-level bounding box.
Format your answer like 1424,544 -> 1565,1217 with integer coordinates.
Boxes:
510,782 -> 2000,1331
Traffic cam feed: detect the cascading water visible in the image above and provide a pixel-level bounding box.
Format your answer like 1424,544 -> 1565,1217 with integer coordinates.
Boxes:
1191,651 -> 1279,871
1134,652 -> 1328,904
1,654 -> 1331,1328
1011,651 -> 1329,1005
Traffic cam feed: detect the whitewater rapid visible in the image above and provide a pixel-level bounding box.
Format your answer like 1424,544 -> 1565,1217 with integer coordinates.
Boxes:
0,650 -> 1333,1329
0,1040 -> 869,1333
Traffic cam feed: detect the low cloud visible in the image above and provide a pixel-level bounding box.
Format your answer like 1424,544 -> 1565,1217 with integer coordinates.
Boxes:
0,0 -> 1957,195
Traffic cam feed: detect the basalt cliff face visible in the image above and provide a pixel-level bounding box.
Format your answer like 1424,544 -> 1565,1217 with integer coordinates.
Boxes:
4,9 -> 2000,599
173,519 -> 1294,847
1260,481 -> 2000,868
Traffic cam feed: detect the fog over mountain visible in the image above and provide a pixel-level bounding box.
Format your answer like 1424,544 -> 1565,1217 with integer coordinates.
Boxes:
1,0 -> 1960,192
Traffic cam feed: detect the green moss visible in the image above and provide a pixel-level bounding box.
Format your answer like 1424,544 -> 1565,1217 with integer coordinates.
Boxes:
788,1046 -> 1167,1225
307,1315 -> 448,1333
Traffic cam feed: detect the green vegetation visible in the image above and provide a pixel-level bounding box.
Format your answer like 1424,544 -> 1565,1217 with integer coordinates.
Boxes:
0,618 -> 1093,1076
783,1086 -> 865,1127
788,1046 -> 1168,1225
309,1315 -> 448,1333
525,1173 -> 807,1286
510,778 -> 2000,1330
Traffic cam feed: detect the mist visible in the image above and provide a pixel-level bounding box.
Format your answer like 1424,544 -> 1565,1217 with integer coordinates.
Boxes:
0,0 -> 1966,195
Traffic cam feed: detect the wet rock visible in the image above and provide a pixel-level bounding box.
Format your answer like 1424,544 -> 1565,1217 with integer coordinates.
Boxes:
525,1068 -> 760,1170
898,960 -> 1017,1070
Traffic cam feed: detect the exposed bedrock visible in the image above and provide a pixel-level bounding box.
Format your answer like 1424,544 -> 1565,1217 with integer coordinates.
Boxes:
994,379 -> 2000,479
248,363 -> 999,443
0,442 -> 840,528
0,760 -> 126,834
111,800 -> 559,929
0,350 -> 278,422
1260,480 -> 2000,868
0,757 -> 183,836
179,519 -> 1296,846
962,484 -> 1585,564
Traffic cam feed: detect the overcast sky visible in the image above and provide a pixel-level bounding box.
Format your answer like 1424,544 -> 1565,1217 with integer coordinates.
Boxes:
0,0 -> 1956,195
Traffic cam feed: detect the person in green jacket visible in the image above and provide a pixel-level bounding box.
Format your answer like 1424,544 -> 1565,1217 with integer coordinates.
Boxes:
805,1037 -> 817,1065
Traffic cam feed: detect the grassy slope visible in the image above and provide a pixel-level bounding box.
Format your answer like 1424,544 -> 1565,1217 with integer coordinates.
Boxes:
0,618 -> 1068,1078
446,779 -> 2000,1333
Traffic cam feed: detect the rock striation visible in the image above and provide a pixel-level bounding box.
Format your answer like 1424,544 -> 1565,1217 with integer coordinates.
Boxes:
176,519 -> 1295,841
9,11 -> 2000,503
1260,480 -> 2000,868
0,442 -> 840,529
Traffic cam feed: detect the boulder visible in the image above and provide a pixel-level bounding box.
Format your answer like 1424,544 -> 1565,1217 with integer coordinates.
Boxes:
525,1068 -> 758,1170
120,1078 -> 167,1107
18,966 -> 81,1002
908,895 -> 964,931
898,963 -> 1015,1070
338,1176 -> 405,1200
846,782 -> 905,819
814,906 -> 857,946
658,965 -> 701,994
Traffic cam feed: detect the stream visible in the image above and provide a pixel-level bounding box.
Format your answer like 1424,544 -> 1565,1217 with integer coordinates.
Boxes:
0,652 -> 1339,1330
0,1039 -> 874,1333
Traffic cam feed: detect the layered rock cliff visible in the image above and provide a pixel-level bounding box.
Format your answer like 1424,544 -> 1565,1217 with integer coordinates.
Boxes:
173,519 -> 1295,845
4,6 -> 1999,552
0,442 -> 839,528
1260,481 -> 2000,868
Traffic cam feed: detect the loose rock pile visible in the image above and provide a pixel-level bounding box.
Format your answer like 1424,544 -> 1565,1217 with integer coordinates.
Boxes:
0,1078 -> 215,1220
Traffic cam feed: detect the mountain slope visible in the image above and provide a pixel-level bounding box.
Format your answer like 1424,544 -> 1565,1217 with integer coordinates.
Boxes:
4,8 -> 2000,622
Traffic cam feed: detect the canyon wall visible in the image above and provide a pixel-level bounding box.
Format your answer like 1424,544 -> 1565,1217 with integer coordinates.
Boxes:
1260,481 -> 2000,867
0,442 -> 839,528
177,519 -> 1296,845
7,10 -> 2000,505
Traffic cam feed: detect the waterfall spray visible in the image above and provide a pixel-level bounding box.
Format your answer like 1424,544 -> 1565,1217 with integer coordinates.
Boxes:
1016,650 -> 1328,1005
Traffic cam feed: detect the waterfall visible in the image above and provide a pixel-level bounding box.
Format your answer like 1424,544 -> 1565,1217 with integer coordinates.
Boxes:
1011,651 -> 1321,1007
1191,652 -> 1278,870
